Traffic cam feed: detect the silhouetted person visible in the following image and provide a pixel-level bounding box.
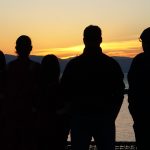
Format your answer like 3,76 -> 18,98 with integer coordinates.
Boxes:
0,50 -> 6,69
128,27 -> 150,150
0,51 -> 6,71
0,50 -> 6,111
37,54 -> 63,150
60,25 -> 125,150
0,50 -> 6,149
4,35 -> 40,150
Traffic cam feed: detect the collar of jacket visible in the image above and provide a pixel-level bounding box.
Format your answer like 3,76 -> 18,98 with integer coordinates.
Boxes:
83,46 -> 102,56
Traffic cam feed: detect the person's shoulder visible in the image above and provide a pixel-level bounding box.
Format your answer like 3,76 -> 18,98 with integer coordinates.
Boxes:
7,58 -> 19,68
131,53 -> 144,65
66,55 -> 81,66
133,52 -> 144,60
29,59 -> 40,69
30,59 -> 40,66
7,58 -> 18,65
101,53 -> 119,64
100,53 -> 112,60
101,54 -> 124,73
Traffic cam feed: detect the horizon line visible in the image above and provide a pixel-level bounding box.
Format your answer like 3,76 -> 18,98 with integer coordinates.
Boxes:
3,39 -> 142,59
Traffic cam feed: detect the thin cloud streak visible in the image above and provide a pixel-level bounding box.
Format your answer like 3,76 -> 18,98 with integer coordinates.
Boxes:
29,40 -> 142,59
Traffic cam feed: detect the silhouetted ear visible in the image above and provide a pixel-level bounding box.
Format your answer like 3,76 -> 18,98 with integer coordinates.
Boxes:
15,45 -> 19,53
99,37 -> 102,44
29,45 -> 32,51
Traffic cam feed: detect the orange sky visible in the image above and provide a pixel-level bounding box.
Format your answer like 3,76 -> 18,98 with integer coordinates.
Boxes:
28,39 -> 142,59
4,39 -> 142,59
0,0 -> 149,59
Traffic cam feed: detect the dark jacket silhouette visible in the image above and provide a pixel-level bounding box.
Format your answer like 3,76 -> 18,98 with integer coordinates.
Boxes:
4,35 -> 40,150
61,25 -> 125,150
128,27 -> 150,150
0,50 -> 6,149
0,50 -> 6,111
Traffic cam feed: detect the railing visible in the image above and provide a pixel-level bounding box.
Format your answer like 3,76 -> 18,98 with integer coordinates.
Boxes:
124,88 -> 129,94
66,141 -> 137,150
115,142 -> 136,150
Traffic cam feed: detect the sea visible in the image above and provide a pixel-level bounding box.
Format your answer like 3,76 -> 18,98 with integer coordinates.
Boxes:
115,73 -> 135,142
115,94 -> 135,141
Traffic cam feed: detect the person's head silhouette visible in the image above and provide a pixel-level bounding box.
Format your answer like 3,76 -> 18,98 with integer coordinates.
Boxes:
83,25 -> 102,48
41,54 -> 60,81
0,50 -> 6,70
15,35 -> 32,58
140,27 -> 150,54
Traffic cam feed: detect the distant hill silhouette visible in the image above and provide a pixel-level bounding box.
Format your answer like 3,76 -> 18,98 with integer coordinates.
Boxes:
4,54 -> 132,74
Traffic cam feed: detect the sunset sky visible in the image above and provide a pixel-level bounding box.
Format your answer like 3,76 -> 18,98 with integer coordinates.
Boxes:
0,0 -> 150,59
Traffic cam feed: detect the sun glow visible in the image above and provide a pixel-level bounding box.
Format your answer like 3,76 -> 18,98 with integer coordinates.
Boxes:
101,39 -> 142,57
30,39 -> 142,59
30,45 -> 84,59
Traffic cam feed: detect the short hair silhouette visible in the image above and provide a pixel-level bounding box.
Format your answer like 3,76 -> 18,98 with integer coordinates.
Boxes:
140,27 -> 150,43
15,35 -> 32,57
83,25 -> 102,46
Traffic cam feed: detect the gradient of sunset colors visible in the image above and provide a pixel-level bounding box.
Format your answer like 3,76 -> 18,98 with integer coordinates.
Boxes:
0,0 -> 150,58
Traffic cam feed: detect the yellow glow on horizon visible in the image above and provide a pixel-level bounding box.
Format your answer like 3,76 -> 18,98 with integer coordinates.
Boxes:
30,39 -> 142,59
31,45 -> 84,59
101,39 -> 142,57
